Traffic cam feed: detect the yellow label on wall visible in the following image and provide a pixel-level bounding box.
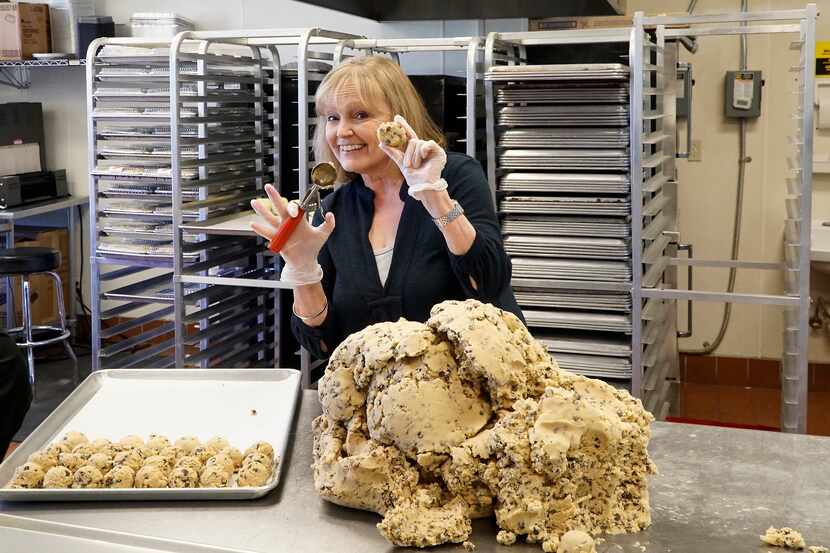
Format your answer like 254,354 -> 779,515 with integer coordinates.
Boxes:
816,41 -> 830,77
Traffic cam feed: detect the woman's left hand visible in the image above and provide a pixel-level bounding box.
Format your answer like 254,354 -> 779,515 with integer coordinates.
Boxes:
379,115 -> 451,218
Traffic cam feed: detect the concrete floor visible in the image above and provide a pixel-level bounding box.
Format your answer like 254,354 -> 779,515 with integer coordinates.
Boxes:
13,352 -> 92,443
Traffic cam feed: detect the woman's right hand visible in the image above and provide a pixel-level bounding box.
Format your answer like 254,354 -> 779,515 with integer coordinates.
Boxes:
250,183 -> 336,286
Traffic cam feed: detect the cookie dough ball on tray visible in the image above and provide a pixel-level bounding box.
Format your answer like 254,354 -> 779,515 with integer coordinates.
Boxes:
242,452 -> 271,469
200,466 -> 230,488
175,456 -> 203,473
205,436 -> 230,452
44,442 -> 70,459
60,431 -> 89,450
87,453 -> 114,474
135,465 -> 169,488
219,447 -> 243,468
9,462 -> 45,488
58,452 -> 85,472
113,449 -> 144,472
243,442 -> 274,463
206,454 -> 235,476
191,446 -> 217,465
119,435 -> 145,449
237,461 -> 271,487
43,466 -> 73,488
72,444 -> 95,460
27,451 -> 57,472
159,445 -> 184,464
104,465 -> 135,488
377,121 -> 408,150
169,466 -> 200,488
146,434 -> 171,453
143,455 -> 173,473
72,465 -> 104,489
175,436 -> 201,454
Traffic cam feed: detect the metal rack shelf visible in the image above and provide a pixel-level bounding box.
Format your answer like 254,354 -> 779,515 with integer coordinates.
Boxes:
0,58 -> 85,67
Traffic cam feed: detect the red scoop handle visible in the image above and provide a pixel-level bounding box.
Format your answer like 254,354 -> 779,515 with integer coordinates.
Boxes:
268,207 -> 305,253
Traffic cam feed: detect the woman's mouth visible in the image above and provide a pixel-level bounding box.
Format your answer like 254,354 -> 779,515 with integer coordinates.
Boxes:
339,144 -> 366,154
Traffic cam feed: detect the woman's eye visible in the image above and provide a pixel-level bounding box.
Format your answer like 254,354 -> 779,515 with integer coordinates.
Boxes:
354,111 -> 368,120
326,115 -> 339,122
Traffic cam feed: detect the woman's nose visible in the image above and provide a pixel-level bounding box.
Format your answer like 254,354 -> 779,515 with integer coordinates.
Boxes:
336,121 -> 354,137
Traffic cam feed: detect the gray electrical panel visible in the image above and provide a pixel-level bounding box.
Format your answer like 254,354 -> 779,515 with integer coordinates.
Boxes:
724,70 -> 762,118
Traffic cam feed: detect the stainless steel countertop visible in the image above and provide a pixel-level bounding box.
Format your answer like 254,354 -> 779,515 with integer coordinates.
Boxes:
0,196 -> 88,220
2,390 -> 828,553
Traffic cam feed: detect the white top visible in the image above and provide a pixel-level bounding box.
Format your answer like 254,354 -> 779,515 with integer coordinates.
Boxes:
373,246 -> 394,287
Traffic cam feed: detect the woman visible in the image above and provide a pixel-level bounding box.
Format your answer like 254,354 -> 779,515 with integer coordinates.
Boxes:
251,55 -> 522,359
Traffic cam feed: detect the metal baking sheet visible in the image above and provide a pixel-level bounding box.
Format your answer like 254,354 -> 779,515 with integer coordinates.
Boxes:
179,212 -> 260,237
486,63 -> 630,81
501,215 -> 630,238
0,368 -> 300,501
550,352 -> 632,379
499,148 -> 629,170
523,309 -> 631,333
534,331 -> 632,357
512,257 -> 631,282
504,235 -> 629,260
0,514 -> 255,553
500,196 -> 631,216
499,128 -> 629,149
514,289 -> 631,312
497,84 -> 628,104
499,173 -> 629,194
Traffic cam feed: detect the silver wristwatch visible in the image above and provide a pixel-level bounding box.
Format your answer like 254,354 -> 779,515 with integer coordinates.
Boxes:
433,200 -> 464,228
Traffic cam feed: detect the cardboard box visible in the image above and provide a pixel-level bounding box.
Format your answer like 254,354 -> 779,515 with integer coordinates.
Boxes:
0,3 -> 51,60
11,227 -> 70,325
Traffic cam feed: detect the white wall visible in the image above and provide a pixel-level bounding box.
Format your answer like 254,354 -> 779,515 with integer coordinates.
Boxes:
0,1 -> 524,321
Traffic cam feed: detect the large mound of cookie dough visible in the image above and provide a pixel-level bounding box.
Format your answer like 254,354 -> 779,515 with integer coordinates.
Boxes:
312,299 -> 656,550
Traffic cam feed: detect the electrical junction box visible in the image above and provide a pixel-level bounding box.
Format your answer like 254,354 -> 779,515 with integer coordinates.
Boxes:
725,70 -> 762,118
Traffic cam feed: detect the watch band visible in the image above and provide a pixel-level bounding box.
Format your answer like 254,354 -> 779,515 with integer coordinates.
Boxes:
433,200 -> 464,228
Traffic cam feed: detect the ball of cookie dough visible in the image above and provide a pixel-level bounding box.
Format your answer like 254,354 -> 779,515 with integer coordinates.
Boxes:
90,438 -> 111,451
119,435 -> 145,449
10,462 -> 45,488
159,446 -> 183,463
175,436 -> 201,454
377,121 -> 408,150
243,451 -> 272,469
199,465 -> 230,488
72,465 -> 104,489
134,465 -> 169,488
219,447 -> 243,468
205,436 -> 230,452
169,466 -> 200,488
243,442 -> 274,463
113,449 -> 144,472
175,456 -> 203,473
191,445 -> 217,464
146,434 -> 170,452
87,453 -> 114,474
27,451 -> 57,471
44,442 -> 70,459
104,465 -> 135,488
58,452 -> 84,472
236,461 -> 271,487
60,431 -> 89,450
206,454 -> 234,476
143,455 -> 173,473
557,531 -> 596,553
72,444 -> 95,460
43,466 -> 73,488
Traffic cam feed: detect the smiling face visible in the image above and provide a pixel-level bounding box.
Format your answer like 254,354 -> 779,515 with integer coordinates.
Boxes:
322,82 -> 398,179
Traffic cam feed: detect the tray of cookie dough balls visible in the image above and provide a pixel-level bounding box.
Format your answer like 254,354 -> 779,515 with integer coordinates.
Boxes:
0,368 -> 301,501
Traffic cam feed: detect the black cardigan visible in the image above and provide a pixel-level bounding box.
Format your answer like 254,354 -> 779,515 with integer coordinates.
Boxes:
291,152 -> 522,360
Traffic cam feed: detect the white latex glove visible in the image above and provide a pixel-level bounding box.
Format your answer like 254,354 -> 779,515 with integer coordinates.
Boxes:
378,115 -> 448,204
250,183 -> 335,286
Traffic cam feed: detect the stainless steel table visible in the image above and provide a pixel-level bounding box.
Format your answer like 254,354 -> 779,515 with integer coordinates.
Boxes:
1,390 -> 828,553
0,195 -> 89,329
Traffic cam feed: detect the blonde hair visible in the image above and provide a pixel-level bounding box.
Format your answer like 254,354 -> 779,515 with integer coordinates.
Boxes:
313,55 -> 446,183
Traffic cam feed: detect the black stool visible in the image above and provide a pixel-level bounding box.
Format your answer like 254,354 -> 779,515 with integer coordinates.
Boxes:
0,247 -> 78,398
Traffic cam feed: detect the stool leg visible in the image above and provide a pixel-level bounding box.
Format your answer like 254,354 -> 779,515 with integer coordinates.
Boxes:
21,275 -> 36,400
50,271 -> 79,386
